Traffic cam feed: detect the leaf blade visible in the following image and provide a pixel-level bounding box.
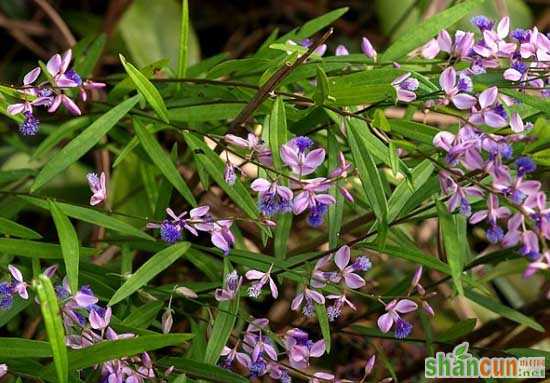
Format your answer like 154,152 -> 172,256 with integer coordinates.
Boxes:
49,200 -> 80,293
109,242 -> 191,305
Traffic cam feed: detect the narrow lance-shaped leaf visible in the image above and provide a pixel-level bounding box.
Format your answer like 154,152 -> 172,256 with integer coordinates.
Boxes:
327,132 -> 344,248
134,118 -> 196,206
380,0 -> 483,62
31,95 -> 139,191
66,334 -> 193,370
464,289 -> 544,332
0,338 -> 52,358
0,217 -> 42,239
203,259 -> 240,365
49,200 -> 80,293
109,241 -> 191,305
347,120 -> 388,226
33,274 -> 68,383
315,303 -> 331,353
120,55 -> 170,123
178,0 -> 189,78
19,195 -> 154,241
437,201 -> 467,295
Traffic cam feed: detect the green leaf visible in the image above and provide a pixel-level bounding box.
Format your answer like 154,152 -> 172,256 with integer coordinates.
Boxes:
315,303 -> 331,353
178,0 -> 190,78
380,0 -> 483,61
0,338 -> 52,358
120,55 -> 170,123
0,217 -> 42,239
365,243 -> 450,274
532,148 -> 550,166
506,348 -> 550,366
330,83 -> 394,106
31,95 -> 139,191
438,318 -> 477,342
134,119 -> 196,206
183,133 -> 258,220
67,334 -> 193,370
313,66 -> 330,105
159,357 -> 248,383
203,259 -> 240,365
34,274 -> 68,383
109,242 -> 191,305
269,97 -> 288,171
389,119 -> 439,145
388,142 -> 399,177
19,195 -> 154,241
49,200 -> 80,293
347,120 -> 388,224
0,238 -> 96,259
327,133 -> 344,248
464,289 -> 544,332
437,201 -> 467,295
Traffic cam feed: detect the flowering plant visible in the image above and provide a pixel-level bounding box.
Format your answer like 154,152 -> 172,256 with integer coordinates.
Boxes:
0,1 -> 548,382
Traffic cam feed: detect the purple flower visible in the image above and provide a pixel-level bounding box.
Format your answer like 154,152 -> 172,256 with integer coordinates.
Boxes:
8,265 -> 28,300
392,73 -> 419,103
220,344 -> 251,369
515,156 -> 536,177
469,87 -> 508,128
471,16 -> 494,31
87,172 -> 106,206
0,282 -> 13,310
215,270 -> 242,301
524,250 -> 550,278
224,160 -> 237,185
48,93 -> 81,115
335,45 -> 349,56
331,245 -> 366,289
0,364 -> 6,379
291,287 -> 325,316
377,299 -> 418,338
246,265 -> 278,299
251,178 -> 293,216
439,66 -> 477,109
225,133 -> 272,166
89,306 -> 112,330
160,221 -> 182,243
329,152 -> 352,178
293,178 -> 336,224
285,328 -> 325,369
19,112 -> 40,136
361,37 -> 377,60
280,137 -> 325,176
46,50 -> 80,88
209,220 -> 235,255
300,38 -> 327,56
469,194 -> 510,244
326,294 -> 356,321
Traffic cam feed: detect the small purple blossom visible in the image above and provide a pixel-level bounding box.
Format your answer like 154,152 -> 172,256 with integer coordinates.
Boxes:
392,73 -> 419,103
215,270 -> 242,301
246,265 -> 278,299
285,328 -> 325,369
87,172 -> 106,206
377,299 -> 418,338
251,178 -> 293,216
280,137 -> 325,176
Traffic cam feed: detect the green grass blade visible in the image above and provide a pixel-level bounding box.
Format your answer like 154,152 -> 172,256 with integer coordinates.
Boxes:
49,200 -> 80,294
315,303 -> 331,353
34,274 -> 68,383
159,357 -> 248,383
0,338 -> 52,358
203,259 -> 240,365
0,217 -> 42,239
178,0 -> 189,78
120,55 -> 170,123
109,242 -> 191,305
